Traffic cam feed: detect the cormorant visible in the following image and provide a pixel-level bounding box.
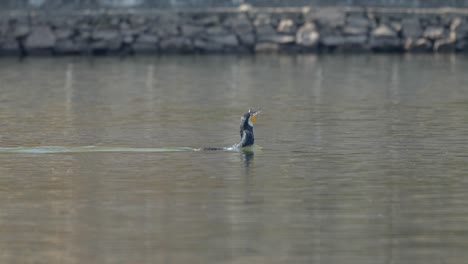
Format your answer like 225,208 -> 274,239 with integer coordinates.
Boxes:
235,108 -> 259,149
200,109 -> 260,151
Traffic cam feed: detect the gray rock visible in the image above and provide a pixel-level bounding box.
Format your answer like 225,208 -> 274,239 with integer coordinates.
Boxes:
372,24 -> 397,38
277,19 -> 297,34
456,39 -> 468,52
92,29 -> 119,41
296,22 -> 319,47
402,18 -> 422,38
455,20 -> 468,39
78,30 -> 92,40
181,24 -> 204,37
54,28 -> 74,39
390,21 -> 403,33
237,33 -> 255,46
158,13 -> 181,25
253,13 -> 272,28
225,14 -> 253,34
256,25 -> 276,36
404,38 -> 432,52
90,40 -> 108,50
320,34 -> 346,46
193,38 -> 223,51
14,24 -> 30,38
423,26 -> 445,40
2,38 -> 19,52
434,37 -> 456,52
344,15 -> 370,35
205,34 -> 239,46
347,15 -> 370,28
122,35 -> 134,44
194,15 -> 220,26
450,17 -> 462,31
55,39 -> 82,54
132,42 -> 158,53
369,36 -> 402,51
136,34 -> 159,44
306,8 -> 345,28
258,34 -> 295,44
324,35 -> 369,51
344,35 -> 368,45
343,25 -> 368,35
26,26 -> 56,49
153,24 -> 179,38
160,37 -> 192,51
119,22 -> 131,31
255,43 -> 279,53
205,26 -> 230,36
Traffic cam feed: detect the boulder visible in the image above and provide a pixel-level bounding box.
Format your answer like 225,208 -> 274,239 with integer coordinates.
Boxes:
132,43 -> 158,53
456,40 -> 468,52
372,24 -> 398,38
258,34 -> 295,44
25,26 -> 56,49
55,39 -> 82,54
306,8 -> 345,28
455,20 -> 468,39
434,37 -> 456,52
347,15 -> 370,28
434,31 -> 456,52
225,14 -> 254,36
54,28 -> 74,39
423,26 -> 445,40
14,24 -> 30,38
92,29 -> 119,41
152,24 -> 179,38
402,18 -> 422,38
90,40 -> 108,50
1,38 -> 19,53
181,24 -> 204,37
159,37 -> 192,51
343,25 -> 368,35
344,35 -> 368,46
253,13 -> 272,28
255,43 -> 279,53
343,15 -> 370,35
320,34 -> 346,46
205,26 -> 230,36
369,36 -> 402,51
204,34 -> 239,46
450,17 -> 462,32
194,15 -> 220,26
296,22 -> 319,47
390,21 -> 403,33
136,34 -> 159,44
277,19 -> 297,34
256,25 -> 276,36
122,35 -> 134,45
404,38 -> 432,52
193,38 -> 223,52
238,33 -> 255,46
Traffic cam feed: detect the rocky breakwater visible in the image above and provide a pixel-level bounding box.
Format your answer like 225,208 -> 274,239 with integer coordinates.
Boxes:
2,7 -> 468,56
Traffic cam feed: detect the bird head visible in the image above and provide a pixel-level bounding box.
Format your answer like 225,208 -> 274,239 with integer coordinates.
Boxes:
240,109 -> 260,129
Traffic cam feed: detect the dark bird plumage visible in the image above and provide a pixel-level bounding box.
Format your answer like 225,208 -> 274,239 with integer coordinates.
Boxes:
199,109 -> 259,151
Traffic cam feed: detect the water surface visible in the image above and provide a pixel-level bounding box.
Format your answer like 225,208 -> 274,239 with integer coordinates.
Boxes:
0,54 -> 468,264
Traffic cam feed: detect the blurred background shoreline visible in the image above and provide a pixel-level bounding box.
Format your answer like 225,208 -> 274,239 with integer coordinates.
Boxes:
2,0 -> 468,56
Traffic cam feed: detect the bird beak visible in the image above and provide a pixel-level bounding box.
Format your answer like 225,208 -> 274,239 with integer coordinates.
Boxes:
249,109 -> 260,124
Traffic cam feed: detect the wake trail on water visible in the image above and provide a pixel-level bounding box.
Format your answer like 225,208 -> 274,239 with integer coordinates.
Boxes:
0,146 -> 198,154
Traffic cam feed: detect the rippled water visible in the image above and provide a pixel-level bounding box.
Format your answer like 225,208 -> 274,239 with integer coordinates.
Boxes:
0,54 -> 468,264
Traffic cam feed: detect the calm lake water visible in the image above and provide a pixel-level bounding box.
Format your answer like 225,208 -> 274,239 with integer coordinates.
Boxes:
0,54 -> 467,264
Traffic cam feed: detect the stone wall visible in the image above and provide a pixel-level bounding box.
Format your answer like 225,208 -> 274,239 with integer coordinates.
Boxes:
2,7 -> 468,56
7,0 -> 468,9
